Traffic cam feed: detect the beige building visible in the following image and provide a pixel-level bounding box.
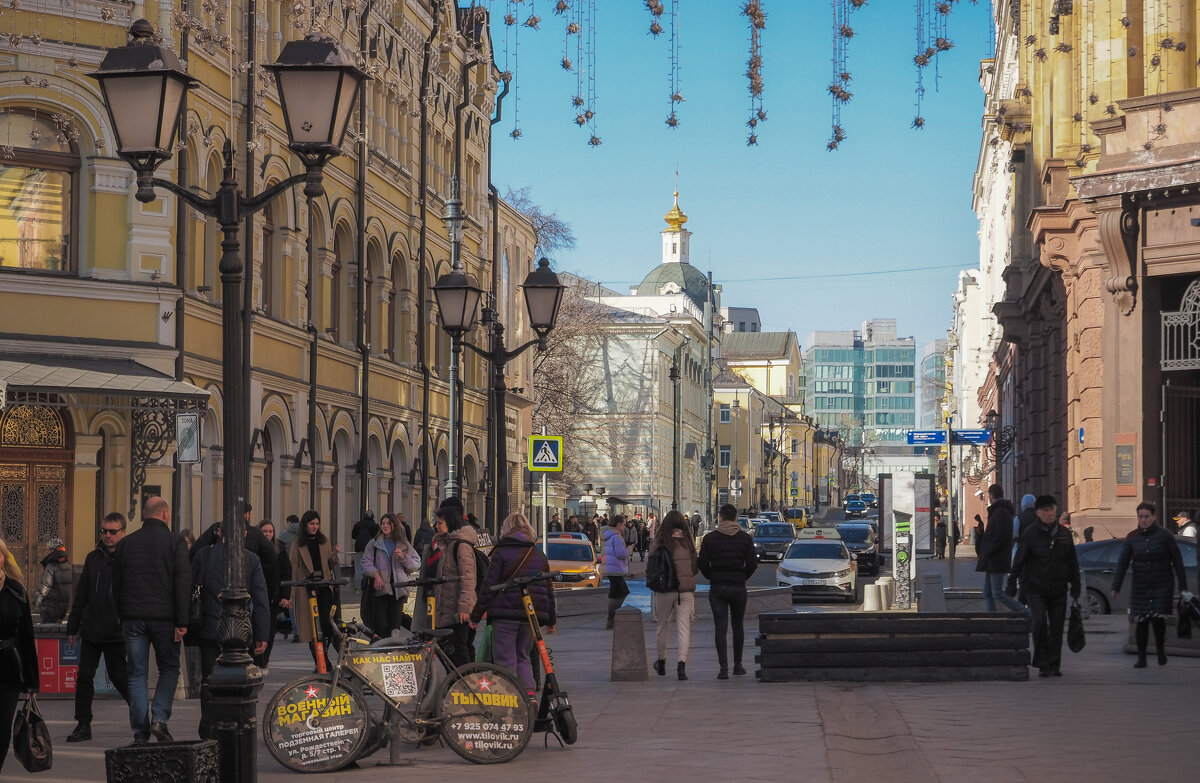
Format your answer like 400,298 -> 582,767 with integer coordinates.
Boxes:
718,330 -> 815,509
0,2 -> 538,578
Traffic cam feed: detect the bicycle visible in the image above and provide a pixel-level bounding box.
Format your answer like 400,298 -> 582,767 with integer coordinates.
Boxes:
486,570 -> 578,745
263,575 -> 533,771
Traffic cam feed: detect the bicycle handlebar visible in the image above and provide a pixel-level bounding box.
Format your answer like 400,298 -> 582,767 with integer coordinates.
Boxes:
487,570 -> 559,594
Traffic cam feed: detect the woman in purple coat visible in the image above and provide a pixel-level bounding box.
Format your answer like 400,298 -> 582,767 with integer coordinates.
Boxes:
469,513 -> 555,699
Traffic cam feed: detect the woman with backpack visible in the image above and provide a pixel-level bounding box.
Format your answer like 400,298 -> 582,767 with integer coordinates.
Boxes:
426,504 -> 478,666
601,515 -> 630,629
361,513 -> 421,638
649,510 -> 699,681
470,513 -> 555,700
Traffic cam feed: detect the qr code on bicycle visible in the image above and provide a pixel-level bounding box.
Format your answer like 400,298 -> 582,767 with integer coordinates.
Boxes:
381,662 -> 418,698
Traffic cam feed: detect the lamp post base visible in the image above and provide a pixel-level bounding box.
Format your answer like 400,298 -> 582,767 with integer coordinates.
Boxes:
205,660 -> 264,783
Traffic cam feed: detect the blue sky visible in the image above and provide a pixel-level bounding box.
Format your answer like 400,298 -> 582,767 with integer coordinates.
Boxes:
490,1 -> 995,351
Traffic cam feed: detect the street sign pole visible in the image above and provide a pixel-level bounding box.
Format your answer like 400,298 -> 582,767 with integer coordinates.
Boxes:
541,426 -> 549,548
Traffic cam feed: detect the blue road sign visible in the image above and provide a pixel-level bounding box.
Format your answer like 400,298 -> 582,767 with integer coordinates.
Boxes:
528,435 -> 563,472
907,430 -> 946,445
951,429 -> 993,445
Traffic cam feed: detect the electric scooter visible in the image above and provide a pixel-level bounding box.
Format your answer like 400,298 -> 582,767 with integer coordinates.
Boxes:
487,570 -> 578,745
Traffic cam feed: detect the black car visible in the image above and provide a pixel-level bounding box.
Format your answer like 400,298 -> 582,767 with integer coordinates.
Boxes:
753,523 -> 797,562
860,492 -> 877,508
1076,536 -> 1197,615
836,522 -> 880,576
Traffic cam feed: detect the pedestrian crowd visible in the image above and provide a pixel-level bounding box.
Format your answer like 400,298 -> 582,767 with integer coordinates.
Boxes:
974,483 -> 1191,676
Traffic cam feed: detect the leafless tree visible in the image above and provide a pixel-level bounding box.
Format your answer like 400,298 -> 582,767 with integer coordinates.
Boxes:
504,186 -> 577,257
531,279 -> 643,497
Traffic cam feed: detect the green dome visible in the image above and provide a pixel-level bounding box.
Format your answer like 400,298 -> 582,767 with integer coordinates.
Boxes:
634,263 -> 709,308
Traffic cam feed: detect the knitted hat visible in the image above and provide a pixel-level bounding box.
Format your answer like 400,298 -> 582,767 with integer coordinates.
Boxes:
1021,494 -> 1036,510
47,538 -> 65,551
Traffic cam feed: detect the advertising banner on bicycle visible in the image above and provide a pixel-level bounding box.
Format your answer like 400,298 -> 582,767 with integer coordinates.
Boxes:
267,678 -> 369,772
346,646 -> 429,704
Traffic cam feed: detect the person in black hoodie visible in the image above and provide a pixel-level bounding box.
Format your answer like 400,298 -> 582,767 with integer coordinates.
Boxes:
697,503 -> 758,680
112,496 -> 191,744
976,484 -> 1026,613
0,537 -> 38,774
1111,501 -> 1188,668
65,512 -> 131,742
1007,494 -> 1080,677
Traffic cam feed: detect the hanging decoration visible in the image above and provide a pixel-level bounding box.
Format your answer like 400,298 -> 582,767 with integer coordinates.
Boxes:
665,0 -> 681,128
646,0 -> 664,37
827,0 -> 860,150
910,0 -> 957,131
742,1 -> 766,147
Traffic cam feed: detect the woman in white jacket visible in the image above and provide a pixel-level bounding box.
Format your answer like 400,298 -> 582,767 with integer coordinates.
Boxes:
360,514 -> 421,637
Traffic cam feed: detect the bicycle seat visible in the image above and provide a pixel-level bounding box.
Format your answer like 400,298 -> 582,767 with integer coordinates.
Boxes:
423,628 -> 454,639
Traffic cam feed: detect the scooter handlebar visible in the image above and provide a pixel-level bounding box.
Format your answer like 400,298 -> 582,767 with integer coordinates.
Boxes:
487,571 -> 560,593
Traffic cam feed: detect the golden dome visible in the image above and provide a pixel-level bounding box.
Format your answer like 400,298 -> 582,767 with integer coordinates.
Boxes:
663,190 -> 688,231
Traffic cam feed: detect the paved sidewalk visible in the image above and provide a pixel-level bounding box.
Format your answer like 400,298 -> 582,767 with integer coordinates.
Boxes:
23,608 -> 1196,782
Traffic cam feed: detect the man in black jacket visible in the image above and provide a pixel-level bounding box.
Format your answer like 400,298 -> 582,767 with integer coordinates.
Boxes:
65,511 -> 131,742
976,484 -> 1027,613
697,503 -> 758,679
1007,494 -> 1081,677
112,497 -> 191,745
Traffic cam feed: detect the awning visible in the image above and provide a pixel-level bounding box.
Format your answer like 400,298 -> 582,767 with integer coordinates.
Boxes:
0,355 -> 210,405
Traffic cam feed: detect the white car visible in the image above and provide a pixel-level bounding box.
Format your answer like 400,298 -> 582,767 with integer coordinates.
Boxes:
776,540 -> 857,602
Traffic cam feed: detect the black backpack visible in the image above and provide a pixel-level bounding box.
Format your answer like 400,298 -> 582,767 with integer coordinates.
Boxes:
645,545 -> 678,593
455,540 -> 491,599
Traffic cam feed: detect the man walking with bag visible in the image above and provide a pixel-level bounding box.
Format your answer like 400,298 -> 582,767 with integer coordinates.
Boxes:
1007,495 -> 1080,677
65,512 -> 131,742
112,497 -> 190,744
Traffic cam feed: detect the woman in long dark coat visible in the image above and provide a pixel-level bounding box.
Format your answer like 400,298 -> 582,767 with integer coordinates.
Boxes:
1111,501 -> 1188,667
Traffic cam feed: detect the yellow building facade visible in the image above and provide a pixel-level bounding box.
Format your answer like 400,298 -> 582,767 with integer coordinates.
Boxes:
0,1 -> 538,578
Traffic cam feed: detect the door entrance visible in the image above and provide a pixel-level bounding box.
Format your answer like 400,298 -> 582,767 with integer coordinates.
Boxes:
1161,383 -> 1200,521
0,405 -> 72,583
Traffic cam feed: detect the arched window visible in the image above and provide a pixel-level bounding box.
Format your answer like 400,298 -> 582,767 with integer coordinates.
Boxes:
260,201 -> 278,317
262,427 -> 274,521
0,111 -> 80,273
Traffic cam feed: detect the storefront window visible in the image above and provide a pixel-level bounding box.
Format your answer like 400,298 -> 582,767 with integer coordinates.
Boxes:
0,112 -> 77,273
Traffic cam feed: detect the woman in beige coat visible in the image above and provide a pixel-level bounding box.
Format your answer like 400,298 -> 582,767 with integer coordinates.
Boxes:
290,509 -> 342,669
650,510 -> 699,681
425,504 -> 478,667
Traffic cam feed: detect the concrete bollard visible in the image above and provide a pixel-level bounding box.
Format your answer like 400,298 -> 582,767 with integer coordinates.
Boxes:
610,607 -> 649,681
862,583 -> 881,611
918,572 -> 947,612
877,577 -> 893,609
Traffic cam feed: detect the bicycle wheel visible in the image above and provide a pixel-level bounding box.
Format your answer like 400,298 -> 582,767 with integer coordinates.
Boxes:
436,662 -> 533,764
262,674 -> 371,773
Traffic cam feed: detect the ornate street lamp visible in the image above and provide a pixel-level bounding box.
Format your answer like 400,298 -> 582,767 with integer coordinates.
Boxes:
92,21 -> 365,783
432,184 -> 482,502
462,258 -> 563,532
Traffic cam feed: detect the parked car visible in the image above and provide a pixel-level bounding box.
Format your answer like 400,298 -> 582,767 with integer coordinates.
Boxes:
845,500 -> 868,519
757,511 -> 783,525
776,540 -> 857,601
860,492 -> 877,508
1076,536 -> 1197,615
752,523 -> 797,562
542,539 -> 602,589
836,522 -> 880,576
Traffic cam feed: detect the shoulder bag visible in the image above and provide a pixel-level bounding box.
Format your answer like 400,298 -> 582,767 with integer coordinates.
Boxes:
13,692 -> 53,772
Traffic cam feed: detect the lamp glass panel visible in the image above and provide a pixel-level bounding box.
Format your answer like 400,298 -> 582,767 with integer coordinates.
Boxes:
434,285 -> 469,331
102,74 -> 168,152
277,69 -> 339,145
524,286 -> 562,330
157,76 -> 186,151
461,286 -> 482,329
330,73 -> 360,148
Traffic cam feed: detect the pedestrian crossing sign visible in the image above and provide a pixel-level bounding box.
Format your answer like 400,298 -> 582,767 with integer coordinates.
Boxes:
528,435 -> 563,472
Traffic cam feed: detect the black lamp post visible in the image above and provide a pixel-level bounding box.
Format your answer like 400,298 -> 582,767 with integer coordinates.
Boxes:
92,21 -> 365,783
458,258 -> 563,533
432,189 -> 482,502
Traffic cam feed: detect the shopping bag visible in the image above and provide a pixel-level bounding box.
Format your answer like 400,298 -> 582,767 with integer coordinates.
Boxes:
1067,600 -> 1085,653
475,622 -> 495,664
13,693 -> 53,773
